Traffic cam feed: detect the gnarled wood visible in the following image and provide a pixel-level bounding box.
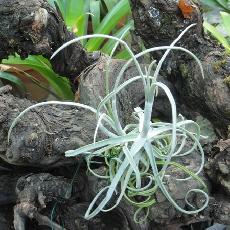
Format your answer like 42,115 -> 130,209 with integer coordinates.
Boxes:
130,0 -> 230,134
0,0 -> 94,90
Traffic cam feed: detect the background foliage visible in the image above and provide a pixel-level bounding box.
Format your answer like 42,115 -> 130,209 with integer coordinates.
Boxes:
0,0 -> 133,100
202,0 -> 230,53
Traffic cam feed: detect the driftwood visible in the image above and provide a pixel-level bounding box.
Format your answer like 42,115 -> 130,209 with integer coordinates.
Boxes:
0,56 -> 178,167
130,0 -> 230,134
0,0 -> 229,131
0,61 -> 219,229
0,57 -> 148,166
0,0 -> 230,229
0,85 -> 96,166
205,139 -> 230,195
0,0 -> 98,90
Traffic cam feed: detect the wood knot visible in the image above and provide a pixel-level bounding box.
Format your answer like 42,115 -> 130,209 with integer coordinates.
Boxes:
32,8 -> 48,32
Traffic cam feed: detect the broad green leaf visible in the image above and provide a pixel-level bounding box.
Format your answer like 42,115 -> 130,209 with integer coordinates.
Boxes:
74,13 -> 89,38
201,0 -> 230,12
47,0 -> 55,7
100,20 -> 133,54
56,0 -> 67,18
3,55 -> 74,100
201,0 -> 221,8
47,0 -> 66,18
0,72 -> 26,95
203,21 -> 230,52
85,0 -> 131,51
220,11 -> 230,36
65,0 -> 90,38
216,0 -> 229,10
47,0 -> 132,59
90,0 -> 101,32
56,0 -> 66,18
65,0 -> 84,25
115,49 -> 131,59
103,0 -> 119,11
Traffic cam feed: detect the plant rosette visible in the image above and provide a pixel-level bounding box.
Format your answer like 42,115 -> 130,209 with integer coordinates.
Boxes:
8,24 -> 209,223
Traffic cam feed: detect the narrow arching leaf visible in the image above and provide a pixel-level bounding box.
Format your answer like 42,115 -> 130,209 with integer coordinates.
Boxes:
115,49 -> 131,59
8,27 -> 209,222
216,0 -> 229,10
85,0 -> 131,51
203,21 -> 230,52
103,0 -> 119,11
3,55 -> 74,100
101,19 -> 133,55
90,0 -> 101,32
0,72 -> 26,95
220,11 -> 230,36
201,0 -> 230,12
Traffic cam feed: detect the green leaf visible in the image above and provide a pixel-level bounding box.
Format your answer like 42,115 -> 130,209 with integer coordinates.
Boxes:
220,11 -> 230,36
56,0 -> 67,18
115,49 -> 131,59
90,0 -> 101,32
65,0 -> 90,38
201,0 -> 220,8
201,0 -> 230,12
216,0 -> 229,10
100,20 -> 133,54
103,0 -> 119,11
85,0 -> 131,51
3,55 -> 74,100
47,0 -> 55,8
0,72 -> 26,95
65,0 -> 83,25
203,21 -> 230,52
47,0 -> 66,18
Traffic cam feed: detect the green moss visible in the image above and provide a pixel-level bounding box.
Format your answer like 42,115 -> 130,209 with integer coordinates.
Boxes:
223,75 -> 230,87
105,146 -> 121,159
179,64 -> 189,78
212,59 -> 227,73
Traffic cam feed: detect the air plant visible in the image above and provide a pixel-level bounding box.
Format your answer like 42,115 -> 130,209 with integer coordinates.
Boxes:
8,24 -> 209,223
